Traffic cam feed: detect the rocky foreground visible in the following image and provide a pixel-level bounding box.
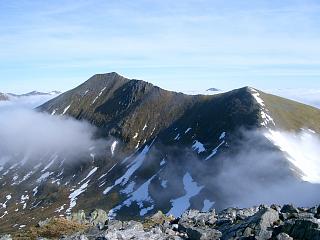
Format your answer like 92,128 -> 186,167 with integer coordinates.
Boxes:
2,204 -> 320,240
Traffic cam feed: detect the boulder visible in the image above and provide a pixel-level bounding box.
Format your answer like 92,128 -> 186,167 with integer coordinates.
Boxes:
281,205 -> 299,214
281,218 -> 320,240
60,234 -> 88,240
88,209 -> 108,230
122,220 -> 144,231
37,218 -> 52,228
276,233 -> 293,240
220,206 -> 279,239
0,235 -> 12,240
68,210 -> 87,224
179,209 -> 217,227
178,222 -> 222,240
107,220 -> 124,231
281,205 -> 299,220
315,205 -> 320,218
105,220 -> 168,240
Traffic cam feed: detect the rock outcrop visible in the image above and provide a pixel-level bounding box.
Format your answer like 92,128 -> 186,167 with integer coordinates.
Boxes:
5,204 -> 320,240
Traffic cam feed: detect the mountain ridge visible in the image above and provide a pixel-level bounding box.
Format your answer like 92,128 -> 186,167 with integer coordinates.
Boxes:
1,72 -> 320,233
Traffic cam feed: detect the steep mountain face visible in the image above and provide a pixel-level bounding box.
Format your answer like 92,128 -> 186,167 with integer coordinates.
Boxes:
1,72 -> 320,233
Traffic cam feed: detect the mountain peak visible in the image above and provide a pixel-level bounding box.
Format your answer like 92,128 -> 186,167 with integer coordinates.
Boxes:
3,73 -> 320,232
0,92 -> 9,101
94,71 -> 123,78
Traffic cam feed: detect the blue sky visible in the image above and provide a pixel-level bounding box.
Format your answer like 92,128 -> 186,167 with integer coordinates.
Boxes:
1,0 -> 320,93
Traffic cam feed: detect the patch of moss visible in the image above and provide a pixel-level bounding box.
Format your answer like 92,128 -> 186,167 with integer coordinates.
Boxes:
14,218 -> 89,240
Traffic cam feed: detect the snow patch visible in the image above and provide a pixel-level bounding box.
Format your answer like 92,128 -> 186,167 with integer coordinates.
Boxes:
112,174 -> 157,216
160,159 -> 166,166
219,132 -> 226,140
33,187 -> 38,196
79,167 -> 98,184
133,133 -> 139,139
168,172 -> 203,217
185,128 -> 192,134
92,87 -> 106,104
103,144 -> 151,195
111,141 -> 118,156
202,199 -> 215,212
41,155 -> 57,172
192,140 -> 206,153
62,105 -> 71,115
0,211 -> 8,219
205,141 -> 225,160
37,171 -> 53,183
249,88 -> 275,127
174,133 -> 180,140
250,88 -> 265,107
161,180 -> 168,188
98,163 -> 117,181
1,195 -> 12,209
66,180 -> 89,214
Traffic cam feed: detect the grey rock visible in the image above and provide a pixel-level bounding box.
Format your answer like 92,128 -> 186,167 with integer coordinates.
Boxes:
37,218 -> 52,228
122,220 -> 144,231
0,235 -> 12,240
31,204 -> 320,240
236,207 -> 260,221
297,212 -> 315,219
68,210 -> 87,224
219,208 -> 237,223
178,222 -> 222,240
60,234 -> 89,240
220,206 -> 279,240
150,211 -> 167,223
88,209 -> 108,230
281,205 -> 299,214
281,218 -> 320,240
276,233 -> 293,240
107,220 -> 123,231
281,205 -> 299,220
271,204 -> 282,212
179,209 -> 217,227
315,205 -> 320,218
307,207 -> 317,214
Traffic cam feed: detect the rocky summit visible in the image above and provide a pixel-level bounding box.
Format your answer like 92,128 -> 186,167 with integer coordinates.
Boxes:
4,204 -> 320,240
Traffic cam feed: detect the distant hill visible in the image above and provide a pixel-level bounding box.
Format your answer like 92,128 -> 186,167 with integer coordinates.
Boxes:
206,87 -> 220,92
7,90 -> 61,98
0,92 -> 9,101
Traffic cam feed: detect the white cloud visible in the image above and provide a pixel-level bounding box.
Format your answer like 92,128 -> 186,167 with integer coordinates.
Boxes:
0,96 -> 107,165
212,129 -> 320,209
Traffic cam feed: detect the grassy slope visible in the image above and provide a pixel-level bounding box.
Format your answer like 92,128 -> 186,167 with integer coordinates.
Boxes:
260,91 -> 320,132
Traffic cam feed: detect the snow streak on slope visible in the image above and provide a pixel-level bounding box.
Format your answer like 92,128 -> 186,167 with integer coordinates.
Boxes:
62,105 -> 71,115
168,172 -> 203,217
92,87 -> 107,104
103,144 -> 151,195
265,129 -> 320,183
66,181 -> 89,214
249,88 -> 275,127
192,140 -> 205,153
114,174 -> 158,217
